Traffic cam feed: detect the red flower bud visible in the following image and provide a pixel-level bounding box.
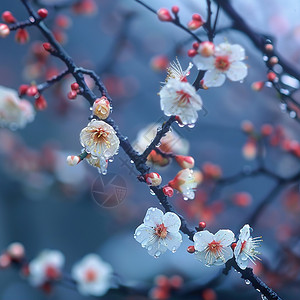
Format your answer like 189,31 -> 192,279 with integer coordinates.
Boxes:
261,124 -> 273,136
265,44 -> 273,52
163,186 -> 174,197
171,6 -> 179,14
187,49 -> 197,57
68,90 -> 77,100
198,221 -> 206,229
192,14 -> 203,21
231,242 -> 237,250
35,95 -> 47,110
192,42 -> 199,50
26,85 -> 38,97
2,11 -> 16,24
19,84 -> 29,96
251,81 -> 264,91
71,82 -> 79,90
267,71 -> 277,82
15,28 -> 29,44
187,246 -> 195,253
37,8 -> 48,19
157,8 -> 173,22
43,42 -> 52,51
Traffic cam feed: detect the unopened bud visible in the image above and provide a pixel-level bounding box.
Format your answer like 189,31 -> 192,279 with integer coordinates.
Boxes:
157,8 -> 173,22
144,172 -> 162,186
67,155 -> 80,166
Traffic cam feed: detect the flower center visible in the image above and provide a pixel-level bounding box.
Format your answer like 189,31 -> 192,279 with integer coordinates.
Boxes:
84,268 -> 97,282
176,90 -> 191,107
215,56 -> 230,71
45,265 -> 59,279
92,128 -> 110,146
155,223 -> 168,239
208,240 -> 222,254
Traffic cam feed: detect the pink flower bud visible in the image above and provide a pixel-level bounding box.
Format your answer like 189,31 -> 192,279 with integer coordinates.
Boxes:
43,42 -> 52,51
26,85 -> 38,97
199,41 -> 214,57
2,11 -> 16,24
68,90 -> 77,100
151,55 -> 169,71
188,19 -> 203,30
175,155 -> 195,169
0,23 -> 10,38
67,155 -> 80,166
163,186 -> 174,197
192,14 -> 203,22
242,141 -> 257,160
261,124 -> 273,136
144,172 -> 162,186
241,120 -> 254,133
157,8 -> 173,22
171,6 -> 179,14
35,95 -> 47,110
92,96 -> 111,119
15,28 -> 29,44
0,253 -> 11,268
7,242 -> 25,261
265,44 -> 273,52
251,81 -> 264,91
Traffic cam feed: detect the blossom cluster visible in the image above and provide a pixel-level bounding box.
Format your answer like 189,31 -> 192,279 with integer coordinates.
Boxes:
135,208 -> 262,270
0,244 -> 112,297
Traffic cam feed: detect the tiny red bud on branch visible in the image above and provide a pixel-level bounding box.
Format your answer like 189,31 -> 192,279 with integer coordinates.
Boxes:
37,8 -> 48,19
187,246 -> 195,253
2,11 -> 16,24
157,8 -> 173,22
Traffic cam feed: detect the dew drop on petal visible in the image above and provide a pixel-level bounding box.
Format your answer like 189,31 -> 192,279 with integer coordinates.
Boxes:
188,124 -> 195,129
147,246 -> 152,251
172,247 -> 176,253
183,197 -> 188,201
154,251 -> 161,258
136,231 -> 141,236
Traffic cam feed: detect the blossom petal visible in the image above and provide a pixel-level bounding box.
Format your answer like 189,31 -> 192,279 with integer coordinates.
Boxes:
134,224 -> 155,247
147,239 -> 168,257
214,246 -> 233,266
226,61 -> 248,82
236,255 -> 249,270
203,69 -> 226,87
194,250 -> 217,266
164,232 -> 182,252
192,55 -> 215,70
229,44 -> 246,61
193,230 -> 214,251
215,229 -> 235,247
239,224 -> 251,241
143,207 -> 164,227
163,212 -> 181,233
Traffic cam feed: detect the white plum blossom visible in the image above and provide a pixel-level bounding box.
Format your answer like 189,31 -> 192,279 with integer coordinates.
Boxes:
166,58 -> 193,82
159,59 -> 203,126
134,207 -> 182,258
234,224 -> 262,269
168,168 -> 197,200
193,42 -> 247,87
28,250 -> 65,286
0,85 -> 35,129
194,229 -> 235,266
80,120 -> 119,174
72,254 -> 113,296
